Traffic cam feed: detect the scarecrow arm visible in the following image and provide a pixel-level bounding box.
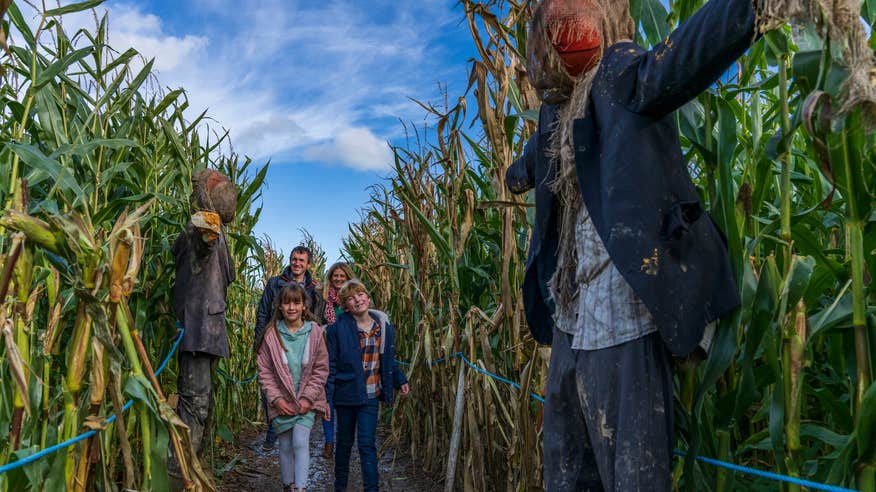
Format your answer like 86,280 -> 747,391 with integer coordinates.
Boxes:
506,104 -> 557,194
507,132 -> 538,194
609,0 -> 757,118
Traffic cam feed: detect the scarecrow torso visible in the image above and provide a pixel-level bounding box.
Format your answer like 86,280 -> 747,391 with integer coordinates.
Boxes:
173,222 -> 236,357
520,0 -> 757,354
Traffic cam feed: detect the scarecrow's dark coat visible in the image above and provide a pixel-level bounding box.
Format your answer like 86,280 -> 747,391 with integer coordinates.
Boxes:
173,222 -> 236,357
508,0 -> 754,356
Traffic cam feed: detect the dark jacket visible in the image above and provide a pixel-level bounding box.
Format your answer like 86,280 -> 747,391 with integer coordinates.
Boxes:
325,310 -> 408,406
255,267 -> 325,349
173,222 -> 236,357
507,0 -> 752,356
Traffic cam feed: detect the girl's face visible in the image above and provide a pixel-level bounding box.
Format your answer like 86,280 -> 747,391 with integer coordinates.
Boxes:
344,291 -> 371,315
331,269 -> 349,289
280,298 -> 305,324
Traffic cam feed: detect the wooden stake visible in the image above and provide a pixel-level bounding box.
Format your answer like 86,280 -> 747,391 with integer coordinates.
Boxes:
445,361 -> 466,492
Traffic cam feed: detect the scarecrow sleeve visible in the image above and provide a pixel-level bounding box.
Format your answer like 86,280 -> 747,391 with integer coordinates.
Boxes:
506,104 -> 557,195
609,0 -> 756,118
507,131 -> 539,194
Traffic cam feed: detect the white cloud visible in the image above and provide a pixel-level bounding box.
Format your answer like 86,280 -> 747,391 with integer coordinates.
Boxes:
58,4 -> 208,72
304,128 -> 393,171
20,0 -> 464,169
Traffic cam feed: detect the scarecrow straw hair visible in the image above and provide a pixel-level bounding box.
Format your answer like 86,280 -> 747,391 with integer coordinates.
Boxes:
756,0 -> 876,117
547,69 -> 598,324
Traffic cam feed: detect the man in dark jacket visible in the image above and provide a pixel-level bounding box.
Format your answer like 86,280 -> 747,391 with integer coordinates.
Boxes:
173,169 -> 237,455
254,245 -> 325,451
506,0 -> 756,489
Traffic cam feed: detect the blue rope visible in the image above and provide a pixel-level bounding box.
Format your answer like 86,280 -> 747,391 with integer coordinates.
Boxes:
454,353 -> 546,403
395,353 -> 857,492
0,327 -> 185,475
674,451 -> 857,492
215,367 -> 257,385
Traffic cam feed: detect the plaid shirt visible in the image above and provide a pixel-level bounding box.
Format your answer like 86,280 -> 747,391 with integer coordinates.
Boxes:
359,321 -> 382,399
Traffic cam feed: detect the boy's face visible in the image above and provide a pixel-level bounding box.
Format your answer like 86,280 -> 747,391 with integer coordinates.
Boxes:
344,291 -> 371,316
289,251 -> 311,278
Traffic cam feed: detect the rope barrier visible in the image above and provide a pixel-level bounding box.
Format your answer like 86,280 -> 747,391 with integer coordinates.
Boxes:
672,451 -> 857,492
395,353 -> 858,492
215,367 -> 257,385
0,325 -> 185,475
1,325 -> 857,491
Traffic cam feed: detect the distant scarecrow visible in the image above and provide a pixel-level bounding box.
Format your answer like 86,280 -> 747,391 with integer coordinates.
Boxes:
173,169 -> 237,454
509,0 -> 876,489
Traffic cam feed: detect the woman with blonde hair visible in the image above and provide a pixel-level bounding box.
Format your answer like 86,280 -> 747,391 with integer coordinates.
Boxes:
321,262 -> 356,326
319,261 -> 356,458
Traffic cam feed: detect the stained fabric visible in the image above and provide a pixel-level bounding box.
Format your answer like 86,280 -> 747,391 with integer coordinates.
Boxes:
176,351 -> 217,455
543,330 -> 674,491
561,206 -> 658,350
172,223 -> 235,357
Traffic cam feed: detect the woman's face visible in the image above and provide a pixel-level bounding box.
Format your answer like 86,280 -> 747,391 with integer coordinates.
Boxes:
280,298 -> 305,324
331,269 -> 349,290
344,291 -> 371,316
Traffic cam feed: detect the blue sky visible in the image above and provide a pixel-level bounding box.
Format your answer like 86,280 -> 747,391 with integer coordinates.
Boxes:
59,0 -> 477,265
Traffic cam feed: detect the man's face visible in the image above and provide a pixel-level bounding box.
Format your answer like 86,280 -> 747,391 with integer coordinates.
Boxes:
290,251 -> 311,278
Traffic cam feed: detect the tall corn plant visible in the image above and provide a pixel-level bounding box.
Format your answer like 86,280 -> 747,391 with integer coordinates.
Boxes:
343,3 -> 548,490
0,1 -> 267,490
344,0 -> 876,490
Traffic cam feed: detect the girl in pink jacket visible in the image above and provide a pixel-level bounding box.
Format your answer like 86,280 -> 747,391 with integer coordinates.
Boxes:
256,283 -> 330,492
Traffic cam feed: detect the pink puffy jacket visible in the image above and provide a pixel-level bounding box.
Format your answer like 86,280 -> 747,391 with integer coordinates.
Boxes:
257,322 -> 330,421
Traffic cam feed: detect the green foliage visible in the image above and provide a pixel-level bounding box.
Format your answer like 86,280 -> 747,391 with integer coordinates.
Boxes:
0,2 -> 266,489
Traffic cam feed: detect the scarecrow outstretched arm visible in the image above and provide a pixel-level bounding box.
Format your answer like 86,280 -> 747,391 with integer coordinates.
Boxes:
507,132 -> 539,194
609,0 -> 757,118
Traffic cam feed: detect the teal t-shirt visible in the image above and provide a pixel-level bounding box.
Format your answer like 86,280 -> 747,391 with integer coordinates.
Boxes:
272,320 -> 316,433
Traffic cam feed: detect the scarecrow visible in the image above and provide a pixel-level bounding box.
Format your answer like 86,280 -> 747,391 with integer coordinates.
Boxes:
507,0 -> 875,489
507,5 -> 745,489
172,169 -> 237,454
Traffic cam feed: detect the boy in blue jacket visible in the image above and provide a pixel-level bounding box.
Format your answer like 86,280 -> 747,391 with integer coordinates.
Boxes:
325,280 -> 409,492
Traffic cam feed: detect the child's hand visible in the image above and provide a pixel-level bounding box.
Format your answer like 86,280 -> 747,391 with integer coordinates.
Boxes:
274,398 -> 296,416
399,383 -> 410,396
299,400 -> 312,414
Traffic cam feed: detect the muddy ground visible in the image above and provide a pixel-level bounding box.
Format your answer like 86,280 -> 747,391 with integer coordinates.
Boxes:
208,419 -> 441,492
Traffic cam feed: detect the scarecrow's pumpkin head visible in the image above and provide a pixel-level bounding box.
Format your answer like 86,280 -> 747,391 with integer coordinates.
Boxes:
191,169 -> 238,225
527,0 -> 635,103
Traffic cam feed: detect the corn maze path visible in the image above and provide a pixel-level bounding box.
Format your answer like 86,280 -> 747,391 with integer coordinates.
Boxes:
211,420 -> 439,491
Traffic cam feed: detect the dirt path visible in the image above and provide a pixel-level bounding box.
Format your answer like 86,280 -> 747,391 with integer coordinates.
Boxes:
211,419 -> 439,491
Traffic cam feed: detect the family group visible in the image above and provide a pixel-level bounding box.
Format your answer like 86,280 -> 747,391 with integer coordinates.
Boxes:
253,248 -> 410,492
